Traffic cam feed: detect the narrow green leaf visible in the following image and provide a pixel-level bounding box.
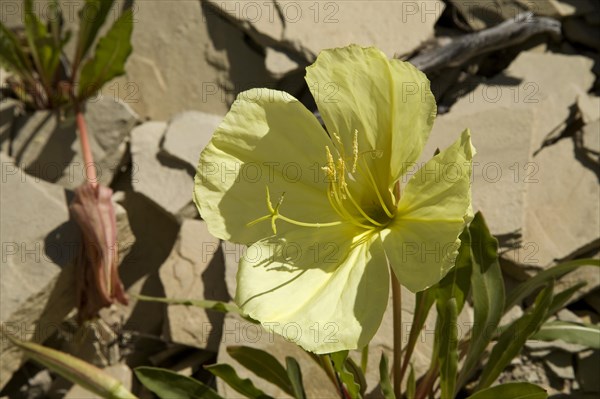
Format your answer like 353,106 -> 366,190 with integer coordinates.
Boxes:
401,287 -> 435,380
477,282 -> 554,389
74,0 -> 116,68
0,22 -> 35,80
457,212 -> 505,390
467,382 -> 547,399
286,357 -> 306,399
532,321 -> 600,349
227,346 -> 294,396
378,353 -> 395,399
330,351 -> 360,399
205,363 -> 272,399
437,298 -> 459,399
78,8 -> 133,100
135,367 -> 222,399
8,337 -> 136,398
436,227 -> 472,313
547,282 -> 587,317
505,259 -> 599,311
360,344 -> 369,375
406,365 -> 416,399
345,356 -> 367,397
23,0 -> 62,92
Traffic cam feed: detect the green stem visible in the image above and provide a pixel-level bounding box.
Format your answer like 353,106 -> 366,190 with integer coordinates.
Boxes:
392,272 -> 402,398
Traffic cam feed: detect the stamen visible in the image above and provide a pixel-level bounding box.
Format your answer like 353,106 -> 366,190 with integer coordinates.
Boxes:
351,130 -> 359,173
357,159 -> 396,219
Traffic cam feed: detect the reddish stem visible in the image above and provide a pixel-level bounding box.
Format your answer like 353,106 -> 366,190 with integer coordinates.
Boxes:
74,105 -> 97,187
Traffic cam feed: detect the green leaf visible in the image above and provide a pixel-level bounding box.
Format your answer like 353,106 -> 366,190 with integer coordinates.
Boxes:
205,363 -> 272,399
78,8 -> 133,100
532,321 -> 600,349
401,287 -> 435,380
74,0 -> 116,68
135,367 -> 222,399
227,346 -> 294,396
378,353 -> 395,399
286,357 -> 306,399
8,337 -> 136,399
345,356 -> 367,397
457,212 -> 505,390
330,351 -> 360,399
406,365 -> 416,399
477,282 -> 554,389
467,382 -> 547,399
0,22 -> 35,80
505,259 -> 600,311
436,227 -> 472,313
437,298 -> 458,399
547,282 -> 587,317
23,0 -> 62,92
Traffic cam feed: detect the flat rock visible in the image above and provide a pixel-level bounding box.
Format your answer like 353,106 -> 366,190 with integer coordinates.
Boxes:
130,121 -> 194,218
105,1 -> 271,119
0,99 -> 17,155
208,0 -> 444,60
519,137 -> 599,268
544,350 -> 575,380
0,153 -> 76,322
451,51 -> 595,148
425,106 -> 537,237
159,219 -> 228,351
10,97 -> 138,189
161,111 -> 222,169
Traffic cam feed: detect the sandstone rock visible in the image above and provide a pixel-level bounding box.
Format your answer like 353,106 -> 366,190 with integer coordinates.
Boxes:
265,48 -> 301,78
518,137 -> 599,269
217,313 -> 338,398
10,97 -> 138,189
208,0 -> 444,61
130,121 -> 194,218
544,350 -> 575,380
161,111 -> 223,169
425,106 -> 538,237
0,153 -> 76,322
221,240 -> 245,299
437,52 -> 597,277
159,219 -> 228,352
106,1 -> 271,120
0,98 -> 17,155
450,52 -> 595,148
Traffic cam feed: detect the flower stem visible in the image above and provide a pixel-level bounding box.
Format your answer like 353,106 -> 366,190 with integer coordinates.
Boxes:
392,271 -> 402,398
74,103 -> 97,187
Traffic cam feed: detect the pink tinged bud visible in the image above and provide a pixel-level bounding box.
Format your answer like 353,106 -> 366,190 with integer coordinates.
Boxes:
69,183 -> 128,322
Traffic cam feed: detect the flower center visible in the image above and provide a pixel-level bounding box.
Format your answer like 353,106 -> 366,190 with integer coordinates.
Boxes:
321,130 -> 395,229
246,130 -> 395,236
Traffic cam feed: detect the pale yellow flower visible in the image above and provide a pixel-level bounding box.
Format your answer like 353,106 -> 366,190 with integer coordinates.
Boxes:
194,45 -> 474,353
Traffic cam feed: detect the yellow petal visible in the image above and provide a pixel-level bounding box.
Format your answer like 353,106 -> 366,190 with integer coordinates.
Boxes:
236,226 -> 389,353
305,45 -> 436,200
382,129 -> 475,292
194,89 -> 338,244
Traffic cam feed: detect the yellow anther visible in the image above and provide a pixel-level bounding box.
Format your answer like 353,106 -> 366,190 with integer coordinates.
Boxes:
322,146 -> 337,182
352,130 -> 359,173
